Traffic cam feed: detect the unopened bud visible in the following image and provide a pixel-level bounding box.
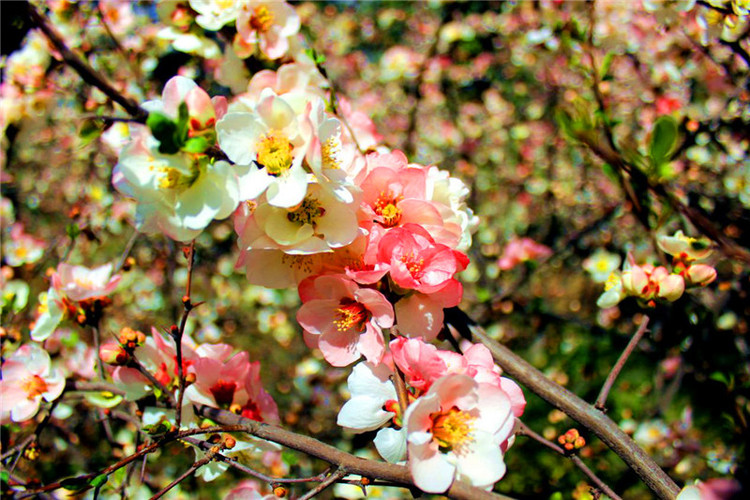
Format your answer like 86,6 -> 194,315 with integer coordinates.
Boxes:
170,324 -> 179,336
684,264 -> 717,287
273,486 -> 287,498
122,256 -> 136,271
99,342 -> 129,365
77,313 -> 87,325
224,436 -> 236,449
229,403 -> 242,414
24,442 -> 40,461
184,372 -> 196,384
360,477 -> 371,486
558,428 -> 585,452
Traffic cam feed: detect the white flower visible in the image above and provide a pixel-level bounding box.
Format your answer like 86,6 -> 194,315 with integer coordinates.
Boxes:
337,362 -> 406,464
583,250 -> 622,284
217,89 -> 309,207
189,0 -> 240,31
113,131 -> 239,241
403,374 -> 514,493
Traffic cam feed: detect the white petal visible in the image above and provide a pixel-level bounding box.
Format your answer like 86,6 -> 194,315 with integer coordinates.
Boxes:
374,427 -> 407,463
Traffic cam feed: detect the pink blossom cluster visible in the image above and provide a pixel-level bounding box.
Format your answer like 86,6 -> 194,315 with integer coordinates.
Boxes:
596,231 -> 718,308
337,338 -> 526,493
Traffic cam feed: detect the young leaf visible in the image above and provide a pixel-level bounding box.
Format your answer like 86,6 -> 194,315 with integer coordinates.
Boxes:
182,136 -> 210,154
147,112 -> 180,155
649,116 -> 678,166
90,474 -> 108,489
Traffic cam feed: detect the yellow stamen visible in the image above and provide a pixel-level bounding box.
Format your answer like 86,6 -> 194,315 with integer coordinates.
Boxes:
373,191 -> 403,227
333,299 -> 369,332
22,375 -> 48,399
321,135 -> 343,170
256,131 -> 294,176
250,5 -> 274,33
430,406 -> 475,453
287,197 -> 325,226
400,253 -> 425,279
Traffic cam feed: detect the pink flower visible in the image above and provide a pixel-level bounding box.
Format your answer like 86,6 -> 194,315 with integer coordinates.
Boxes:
52,263 -> 121,302
183,352 -> 278,428
236,1 -> 300,60
404,374 -> 515,493
497,237 -> 552,270
2,224 -> 45,267
377,224 -> 468,295
296,275 -> 394,366
0,344 -> 65,423
621,255 -> 685,303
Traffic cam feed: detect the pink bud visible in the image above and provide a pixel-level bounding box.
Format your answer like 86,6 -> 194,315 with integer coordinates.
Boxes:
99,342 -> 129,366
622,266 -> 649,296
656,274 -> 685,302
685,264 -> 717,287
185,87 -> 216,132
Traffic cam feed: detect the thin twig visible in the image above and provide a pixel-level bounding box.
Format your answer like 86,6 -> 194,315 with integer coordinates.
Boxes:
195,405 -> 514,500
516,420 -> 622,500
28,4 -> 148,122
175,240 -> 196,428
446,311 -> 680,499
114,231 -> 139,273
149,454 -> 213,500
595,316 -> 650,411
298,467 -> 348,500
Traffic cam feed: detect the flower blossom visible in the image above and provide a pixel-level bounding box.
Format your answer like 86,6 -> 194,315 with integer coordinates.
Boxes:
621,256 -> 685,304
2,224 -> 45,267
296,275 -> 394,366
404,373 -> 515,493
235,1 -> 300,60
53,263 -> 121,302
498,237 -> 552,270
0,343 -> 65,423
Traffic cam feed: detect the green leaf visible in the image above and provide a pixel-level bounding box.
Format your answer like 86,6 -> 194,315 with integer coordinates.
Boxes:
79,119 -> 105,147
282,450 -> 299,466
83,391 -> 123,409
1,470 -> 9,484
649,116 -> 678,166
90,474 -> 108,489
599,51 -> 615,80
182,136 -> 210,154
601,163 -> 620,184
147,112 -> 181,155
66,223 -> 81,240
61,476 -> 91,492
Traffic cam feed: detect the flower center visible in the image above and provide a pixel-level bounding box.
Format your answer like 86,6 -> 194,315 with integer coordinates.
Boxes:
333,298 -> 370,332
604,272 -> 620,291
256,131 -> 294,176
250,5 -> 274,33
210,379 -> 237,407
287,197 -> 325,226
22,375 -> 48,399
430,406 -> 475,453
400,253 -> 425,279
373,191 -> 403,227
321,135 -> 343,170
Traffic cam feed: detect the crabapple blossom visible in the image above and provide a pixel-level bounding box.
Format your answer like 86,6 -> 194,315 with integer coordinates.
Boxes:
497,237 -> 553,271
296,275 -> 393,366
2,224 -> 45,267
596,271 -> 626,308
621,257 -> 685,303
217,89 -> 309,207
113,132 -> 239,241
403,374 -> 515,493
583,249 -> 622,283
189,0 -> 240,31
336,361 -> 407,463
0,343 -> 65,423
658,230 -> 713,261
52,263 -> 121,302
235,1 -> 300,60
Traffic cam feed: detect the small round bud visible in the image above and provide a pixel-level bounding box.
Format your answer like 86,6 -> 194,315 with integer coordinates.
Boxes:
122,256 -> 136,271
77,313 -> 87,325
273,486 -> 287,498
170,325 -> 179,335
100,342 -> 129,365
229,403 -> 242,414
224,436 -> 236,449
360,477 -> 371,486
184,372 -> 196,384
24,443 -> 40,461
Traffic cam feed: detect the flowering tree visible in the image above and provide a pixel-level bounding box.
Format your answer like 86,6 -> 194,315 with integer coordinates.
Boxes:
1,1 -> 748,499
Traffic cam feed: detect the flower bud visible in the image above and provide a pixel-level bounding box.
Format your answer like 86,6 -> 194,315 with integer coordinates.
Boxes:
99,342 -> 129,365
684,264 -> 717,287
655,274 -> 685,302
273,486 -> 287,498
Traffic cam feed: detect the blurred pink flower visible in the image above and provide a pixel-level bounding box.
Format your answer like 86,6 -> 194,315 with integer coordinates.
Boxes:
0,344 -> 65,423
498,237 -> 552,270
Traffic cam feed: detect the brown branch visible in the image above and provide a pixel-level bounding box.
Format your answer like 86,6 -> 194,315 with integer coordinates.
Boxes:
595,316 -> 650,411
28,4 -> 148,122
149,454 -> 213,500
466,322 -> 680,499
298,467 -> 348,500
195,405 -> 516,500
175,240 -> 196,428
516,420 -> 622,500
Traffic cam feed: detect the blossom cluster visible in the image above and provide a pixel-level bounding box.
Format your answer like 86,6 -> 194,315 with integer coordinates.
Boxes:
594,231 -> 718,308
338,338 -> 525,493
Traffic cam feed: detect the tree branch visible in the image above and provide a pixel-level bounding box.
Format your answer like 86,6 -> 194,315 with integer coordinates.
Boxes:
194,405 -> 516,500
456,316 -> 680,499
28,3 -> 148,122
595,316 -> 650,411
